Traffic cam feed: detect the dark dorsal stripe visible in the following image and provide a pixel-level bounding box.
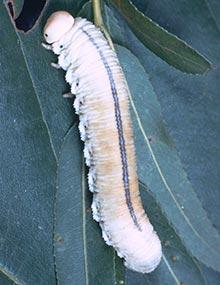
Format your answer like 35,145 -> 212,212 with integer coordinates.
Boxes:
81,27 -> 141,231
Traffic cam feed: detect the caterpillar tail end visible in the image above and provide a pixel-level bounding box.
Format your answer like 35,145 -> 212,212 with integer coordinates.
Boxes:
123,235 -> 162,273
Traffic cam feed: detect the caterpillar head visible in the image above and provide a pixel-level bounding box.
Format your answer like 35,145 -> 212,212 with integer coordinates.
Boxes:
44,11 -> 75,44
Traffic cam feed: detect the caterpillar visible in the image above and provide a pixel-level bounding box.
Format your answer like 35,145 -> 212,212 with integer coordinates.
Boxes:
43,11 -> 162,273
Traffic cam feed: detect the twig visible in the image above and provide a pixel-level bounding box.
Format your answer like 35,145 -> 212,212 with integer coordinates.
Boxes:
92,0 -> 115,51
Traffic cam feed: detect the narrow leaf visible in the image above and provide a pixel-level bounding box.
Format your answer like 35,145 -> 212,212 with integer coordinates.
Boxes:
109,0 -> 212,74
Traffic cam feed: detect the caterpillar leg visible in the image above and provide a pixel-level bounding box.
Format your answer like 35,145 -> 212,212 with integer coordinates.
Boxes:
51,62 -> 61,69
62,92 -> 74,98
41,42 -> 52,50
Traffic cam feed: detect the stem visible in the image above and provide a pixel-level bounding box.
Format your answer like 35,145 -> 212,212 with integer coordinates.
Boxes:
92,0 -> 115,51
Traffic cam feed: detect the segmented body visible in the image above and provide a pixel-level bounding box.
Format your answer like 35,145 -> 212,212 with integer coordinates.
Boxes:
50,17 -> 161,273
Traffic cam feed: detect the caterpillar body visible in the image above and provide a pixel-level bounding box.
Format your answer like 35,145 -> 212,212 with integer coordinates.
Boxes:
43,11 -> 162,273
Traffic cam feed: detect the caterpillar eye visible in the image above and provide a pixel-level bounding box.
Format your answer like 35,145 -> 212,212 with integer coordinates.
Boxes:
60,45 -> 63,48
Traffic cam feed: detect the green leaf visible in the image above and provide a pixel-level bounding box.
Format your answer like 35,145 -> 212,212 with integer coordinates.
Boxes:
108,0 -> 212,74
55,125 -> 124,285
0,3 -> 57,284
136,0 -> 220,230
115,45 -> 220,271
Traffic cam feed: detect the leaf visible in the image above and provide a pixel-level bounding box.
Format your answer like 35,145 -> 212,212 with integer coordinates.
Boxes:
112,0 -> 220,241
0,3 -> 57,284
108,0 -> 212,74
55,125 -> 124,285
127,182 -> 206,285
115,45 -> 220,271
79,2 -> 220,272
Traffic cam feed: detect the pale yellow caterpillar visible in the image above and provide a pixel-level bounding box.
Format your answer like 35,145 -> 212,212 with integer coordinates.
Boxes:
42,11 -> 162,273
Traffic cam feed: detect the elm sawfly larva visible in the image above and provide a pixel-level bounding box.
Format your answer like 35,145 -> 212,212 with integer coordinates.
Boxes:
42,11 -> 162,273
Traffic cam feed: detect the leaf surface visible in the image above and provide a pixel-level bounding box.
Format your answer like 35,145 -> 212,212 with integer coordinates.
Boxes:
0,3 -> 57,284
